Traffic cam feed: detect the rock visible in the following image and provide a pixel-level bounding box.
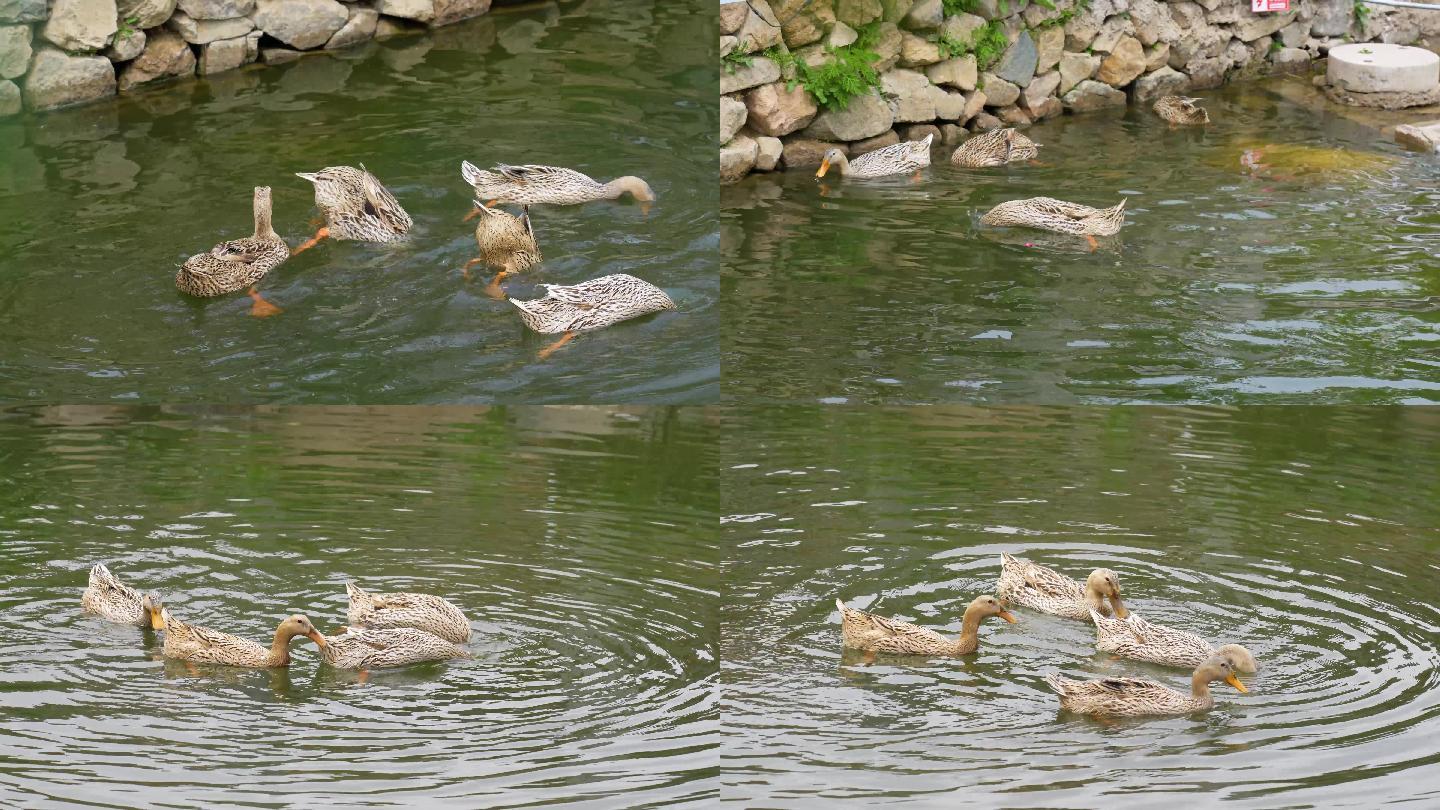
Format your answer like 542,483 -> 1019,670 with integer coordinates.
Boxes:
936,87 -> 965,118
720,133 -> 758,182
1064,8 -> 1102,51
1279,21 -> 1308,49
1129,0 -> 1179,46
871,22 -> 903,71
899,31 -> 941,67
169,11 -> 255,45
803,91 -> 893,140
252,0 -> 348,49
997,104 -> 1031,125
736,0 -> 782,52
826,21 -> 858,48
1311,0 -> 1350,38
118,27 -> 195,91
1224,38 -> 1251,69
881,0 -> 915,23
22,47 -> 116,109
106,29 -> 146,62
782,137 -> 844,167
852,129 -> 899,155
1169,0 -> 1205,30
178,0 -> 253,18
1328,43 -> 1439,94
1061,78 -> 1127,111
1021,70 -> 1060,109
1097,35 -> 1145,86
835,0 -> 882,28
431,0 -> 491,26
1035,24 -> 1064,73
941,12 -> 985,45
745,81 -> 818,136
1145,42 -> 1169,72
1131,64 -> 1188,102
1022,1 -> 1059,28
1235,11 -> 1296,42
927,55 -> 977,90
375,0 -> 432,23
902,122 -> 941,143
117,0 -> 178,29
940,122 -> 966,142
1058,50 -> 1100,94
44,0 -> 118,52
962,88 -> 987,119
1091,16 -> 1136,53
244,28 -> 260,61
1395,120 -> 1440,152
326,5 -> 379,49
1272,47 -> 1311,74
721,94 -> 748,143
721,35 -> 737,58
1029,95 -> 1062,119
781,11 -> 824,48
994,29 -> 1038,86
374,17 -> 418,39
0,0 -> 46,24
720,0 -> 748,35
0,24 -> 31,79
903,0 -> 942,29
980,72 -> 1019,106
0,77 -> 18,115
1188,56 -> 1227,89
198,34 -> 250,74
975,0 -> 1024,21
882,68 -> 937,121
260,45 -> 302,63
970,111 -> 1003,130
721,56 -> 780,95
755,135 -> 783,170
1168,24 -> 1226,71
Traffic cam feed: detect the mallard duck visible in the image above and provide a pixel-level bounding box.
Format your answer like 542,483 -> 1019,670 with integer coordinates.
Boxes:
510,273 -> 676,359
346,581 -> 471,644
461,161 -> 654,212
1044,654 -> 1248,716
979,197 -> 1126,250
816,133 -> 933,180
462,201 -> 540,293
836,595 -> 1016,656
81,563 -> 164,628
995,553 -> 1128,621
293,164 -> 412,253
175,186 -> 288,317
1090,609 -> 1257,673
950,128 -> 1039,167
1154,95 -> 1209,126
319,627 -> 467,679
156,608 -> 325,668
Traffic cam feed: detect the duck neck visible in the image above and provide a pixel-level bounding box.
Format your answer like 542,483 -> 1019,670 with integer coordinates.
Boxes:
1084,586 -> 1108,616
253,192 -> 278,240
1190,670 -> 1212,699
830,154 -> 851,175
603,176 -> 651,201
954,607 -> 984,654
268,626 -> 296,667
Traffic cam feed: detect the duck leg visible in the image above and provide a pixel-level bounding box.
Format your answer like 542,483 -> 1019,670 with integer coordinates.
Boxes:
357,669 -> 370,685
483,270 -> 510,301
537,331 -> 575,360
460,257 -> 484,280
1085,235 -> 1099,252
291,226 -> 330,255
247,287 -> 283,318
462,201 -> 501,223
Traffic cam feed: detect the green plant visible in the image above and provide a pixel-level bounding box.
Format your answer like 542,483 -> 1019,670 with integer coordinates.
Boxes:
765,34 -> 883,111
1269,39 -> 1284,54
936,34 -> 969,59
971,22 -> 1010,70
1033,0 -> 1056,10
722,39 -> 755,73
942,0 -> 982,14
1354,0 -> 1371,25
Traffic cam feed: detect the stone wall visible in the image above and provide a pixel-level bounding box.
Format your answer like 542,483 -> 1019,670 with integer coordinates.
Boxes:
1,0 -> 492,117
720,0 -> 1440,181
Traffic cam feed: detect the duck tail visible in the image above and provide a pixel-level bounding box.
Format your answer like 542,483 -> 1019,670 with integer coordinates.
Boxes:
346,581 -> 370,607
294,172 -> 319,184
89,562 -> 112,585
1043,672 -> 1067,695
835,597 -> 847,613
460,160 -> 484,186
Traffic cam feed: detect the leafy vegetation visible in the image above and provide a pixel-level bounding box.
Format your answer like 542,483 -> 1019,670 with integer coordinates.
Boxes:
942,0 -> 981,13
1354,0 -> 1371,26
114,15 -> 140,41
768,32 -> 884,111
722,39 -> 755,73
931,20 -> 1011,71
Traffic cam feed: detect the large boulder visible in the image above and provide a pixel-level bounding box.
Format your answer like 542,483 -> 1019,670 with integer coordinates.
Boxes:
0,78 -> 19,115
720,133 -> 758,182
927,54 -> 978,90
1235,10 -> 1296,42
1058,50 -> 1100,94
198,34 -> 251,74
117,0 -> 178,29
1131,65 -> 1188,102
802,91 -> 893,141
432,0 -> 493,26
721,94 -> 748,143
326,5 -> 379,49
178,0 -> 254,18
1029,95 -> 1062,119
0,0 -> 46,24
1035,24 -> 1064,74
106,28 -> 146,62
721,56 -> 780,95
781,137 -> 845,167
22,47 -> 116,110
881,68 -> 937,121
720,0 -> 748,35
251,0 -> 348,49
0,24 -> 31,79
745,81 -> 819,136
43,0 -> 118,52
1021,70 -> 1060,109
735,0 -> 782,52
755,135 -> 783,171
903,0 -> 942,29
1097,35 -> 1145,86
168,11 -> 255,45
979,72 -> 1020,106
835,0 -> 882,28
118,27 -> 195,91
898,31 -> 941,66
1188,56 -> 1227,89
1061,78 -> 1126,111
994,29 -> 1038,86
935,87 -> 965,119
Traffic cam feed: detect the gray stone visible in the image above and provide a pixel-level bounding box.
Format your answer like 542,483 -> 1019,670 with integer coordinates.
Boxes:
780,1 -> 831,48
941,12 -> 986,45
1235,11 -> 1296,42
199,34 -> 250,74
940,122 -> 967,142
23,47 -> 116,109
881,68 -> 936,121
169,12 -> 255,45
802,91 -> 893,141
994,29 -> 1038,86
431,0 -> 491,26
44,0 -> 118,52
970,111 -> 1003,130
374,16 -> 419,39
117,0 -> 178,29
1097,35 -> 1145,86
1064,7 -> 1102,51
1029,95 -> 1062,119
178,0 -> 254,18
106,29 -> 146,62
720,0 -> 748,35
980,72 -> 1019,106
835,0 -> 883,28
721,35 -> 737,58
1091,16 -> 1136,53
1035,24 -> 1064,73
1311,0 -> 1351,38
903,0 -> 942,29
720,133 -> 758,182
927,54 -> 978,90
975,0 -> 1025,21
851,129 -> 899,155
1059,51 -> 1100,94
0,0 -> 45,24
899,31 -> 941,66
826,21 -> 858,48
252,0 -> 348,49
1169,1 -> 1205,31
327,5 -> 379,49
1280,21 -> 1308,49
721,56 -> 780,95
721,94 -> 748,143
745,81 -> 818,136
997,104 -> 1030,125
1021,70 -> 1060,109
871,22 -> 903,71
374,0 -> 431,23
1188,56 -> 1227,89
1395,120 -> 1440,152
0,77 -> 20,115
902,122 -> 941,143
736,0 -> 782,52
1061,78 -> 1127,111
1328,43 -> 1439,94
260,45 -> 303,63
1145,42 -> 1169,72
1132,64 -> 1188,102
118,27 -> 195,91
244,28 -> 260,61
782,137 -> 845,167
755,135 -> 783,170
962,88 -> 987,119
881,0 -> 915,23
0,24 -> 30,78
1272,46 -> 1311,74
936,87 -> 966,118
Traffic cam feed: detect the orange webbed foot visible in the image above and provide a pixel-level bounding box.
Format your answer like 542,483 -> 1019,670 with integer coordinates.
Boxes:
291,226 -> 329,255
247,287 -> 283,318
537,331 -> 575,360
1085,235 -> 1099,252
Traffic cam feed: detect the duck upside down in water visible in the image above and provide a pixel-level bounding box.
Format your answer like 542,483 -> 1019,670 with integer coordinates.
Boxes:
950,127 -> 1040,167
815,133 -> 933,180
460,161 -> 655,214
1153,95 -> 1210,126
346,581 -> 471,644
462,201 -> 541,296
1044,654 -> 1249,716
293,164 -> 412,253
81,563 -> 164,628
836,595 -> 1017,656
996,553 -> 1129,621
156,609 -> 325,668
320,626 -> 467,683
175,186 -> 288,317
1090,608 -> 1257,672
509,273 -> 675,360
979,197 -> 1126,251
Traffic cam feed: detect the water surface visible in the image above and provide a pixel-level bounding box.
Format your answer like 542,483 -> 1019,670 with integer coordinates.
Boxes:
0,405 -> 718,808
0,0 -> 718,403
722,407 -> 1440,806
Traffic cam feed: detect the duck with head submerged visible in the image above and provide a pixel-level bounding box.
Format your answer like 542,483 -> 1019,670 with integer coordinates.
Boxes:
950,127 -> 1040,168
836,594 -> 1017,656
1154,95 -> 1210,126
1044,653 -> 1249,716
175,186 -> 287,317
345,581 -> 471,644
979,196 -> 1127,251
292,164 -> 413,254
1090,608 -> 1257,672
996,553 -> 1128,621
460,161 -> 655,215
461,200 -> 541,297
155,609 -> 326,668
509,273 -> 676,360
81,563 -> 164,628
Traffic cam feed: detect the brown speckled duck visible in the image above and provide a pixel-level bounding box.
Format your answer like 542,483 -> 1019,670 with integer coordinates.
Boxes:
175,186 -> 288,317
81,563 -> 164,628
1044,654 -> 1249,716
816,133 -> 933,179
157,609 -> 325,668
293,164 -> 412,253
346,581 -> 471,644
950,127 -> 1040,167
510,273 -> 676,360
995,553 -> 1129,621
836,595 -> 1016,656
1154,95 -> 1210,126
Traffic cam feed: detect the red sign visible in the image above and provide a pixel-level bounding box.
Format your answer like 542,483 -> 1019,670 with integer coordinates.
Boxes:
1252,0 -> 1290,10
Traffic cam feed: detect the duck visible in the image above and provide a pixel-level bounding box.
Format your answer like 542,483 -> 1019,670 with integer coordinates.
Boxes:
510,273 -> 676,359
1044,653 -> 1249,716
1154,95 -> 1210,126
175,186 -> 288,317
462,200 -> 541,293
1090,608 -> 1257,673
836,595 -> 1016,656
950,128 -> 1039,167
815,133 -> 933,180
979,196 -> 1126,250
461,161 -> 654,212
156,608 -> 325,668
319,626 -> 468,673
995,553 -> 1128,621
293,164 -> 412,253
81,563 -> 164,628
346,581 -> 471,644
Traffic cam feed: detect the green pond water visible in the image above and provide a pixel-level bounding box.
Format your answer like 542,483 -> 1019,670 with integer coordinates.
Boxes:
722,407 -> 1440,805
0,405 -> 718,808
0,0 -> 718,404
722,79 -> 1440,405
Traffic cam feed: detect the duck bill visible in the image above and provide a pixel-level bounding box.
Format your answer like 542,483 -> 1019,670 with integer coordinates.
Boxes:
1109,595 -> 1129,619
815,159 -> 830,179
998,610 -> 1018,624
1225,673 -> 1248,693
306,630 -> 327,648
148,609 -> 165,631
